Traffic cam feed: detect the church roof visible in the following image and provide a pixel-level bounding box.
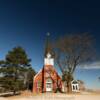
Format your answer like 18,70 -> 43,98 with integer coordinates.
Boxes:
34,65 -> 62,80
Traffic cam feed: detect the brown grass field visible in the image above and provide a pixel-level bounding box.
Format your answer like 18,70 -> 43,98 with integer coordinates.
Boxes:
0,91 -> 100,100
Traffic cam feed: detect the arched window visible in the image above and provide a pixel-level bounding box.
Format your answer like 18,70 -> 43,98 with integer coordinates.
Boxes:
76,85 -> 77,90
73,85 -> 75,90
46,78 -> 52,83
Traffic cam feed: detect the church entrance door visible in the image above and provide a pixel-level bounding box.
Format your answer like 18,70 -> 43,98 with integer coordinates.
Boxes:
46,78 -> 52,92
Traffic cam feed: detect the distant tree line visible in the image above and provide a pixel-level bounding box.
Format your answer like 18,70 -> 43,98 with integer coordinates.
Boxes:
0,46 -> 36,94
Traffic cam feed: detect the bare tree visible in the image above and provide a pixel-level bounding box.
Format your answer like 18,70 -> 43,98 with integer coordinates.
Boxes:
53,33 -> 95,93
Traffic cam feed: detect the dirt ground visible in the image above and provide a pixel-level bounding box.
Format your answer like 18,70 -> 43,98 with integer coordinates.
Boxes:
0,91 -> 100,100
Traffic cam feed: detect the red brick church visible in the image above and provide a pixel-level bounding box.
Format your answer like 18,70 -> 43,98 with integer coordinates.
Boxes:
33,35 -> 63,93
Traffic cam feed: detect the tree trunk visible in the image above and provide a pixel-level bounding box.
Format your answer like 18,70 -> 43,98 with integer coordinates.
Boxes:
13,90 -> 16,95
67,81 -> 72,93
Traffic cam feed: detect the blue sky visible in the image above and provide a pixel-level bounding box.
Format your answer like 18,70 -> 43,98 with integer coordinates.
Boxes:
0,0 -> 100,90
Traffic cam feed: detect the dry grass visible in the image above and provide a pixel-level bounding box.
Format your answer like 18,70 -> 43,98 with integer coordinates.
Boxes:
0,91 -> 100,100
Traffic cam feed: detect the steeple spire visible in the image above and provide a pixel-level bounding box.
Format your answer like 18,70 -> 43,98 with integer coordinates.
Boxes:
45,32 -> 51,57
44,32 -> 55,58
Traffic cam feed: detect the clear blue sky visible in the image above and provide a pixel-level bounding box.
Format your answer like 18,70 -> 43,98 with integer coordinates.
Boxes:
0,0 -> 100,90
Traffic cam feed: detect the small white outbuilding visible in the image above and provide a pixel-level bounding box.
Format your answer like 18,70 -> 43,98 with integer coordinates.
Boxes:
71,80 -> 79,92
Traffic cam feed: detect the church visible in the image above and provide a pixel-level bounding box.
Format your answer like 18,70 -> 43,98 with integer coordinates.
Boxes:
33,34 -> 80,93
33,35 -> 63,93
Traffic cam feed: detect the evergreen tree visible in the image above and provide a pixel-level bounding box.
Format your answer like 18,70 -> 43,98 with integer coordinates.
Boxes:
0,46 -> 36,94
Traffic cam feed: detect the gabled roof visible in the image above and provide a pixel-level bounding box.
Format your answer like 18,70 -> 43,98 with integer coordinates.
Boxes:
71,80 -> 79,84
34,65 -> 62,80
